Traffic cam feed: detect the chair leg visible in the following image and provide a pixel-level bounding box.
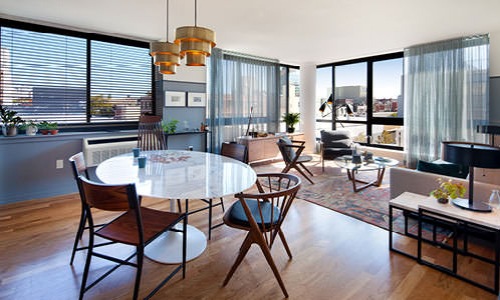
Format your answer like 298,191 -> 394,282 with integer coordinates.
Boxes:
79,233 -> 94,300
278,229 -> 293,259
176,199 -> 182,213
256,232 -> 289,298
293,166 -> 314,184
182,218 -> 187,278
70,210 -> 87,265
133,247 -> 144,300
223,233 -> 253,286
219,197 -> 225,212
299,162 -> 314,176
208,199 -> 213,240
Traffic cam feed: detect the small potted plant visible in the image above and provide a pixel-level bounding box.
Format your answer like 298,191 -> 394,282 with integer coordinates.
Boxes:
282,112 -> 300,133
430,178 -> 466,204
162,119 -> 179,134
20,120 -> 39,136
39,121 -> 59,135
0,105 -> 24,137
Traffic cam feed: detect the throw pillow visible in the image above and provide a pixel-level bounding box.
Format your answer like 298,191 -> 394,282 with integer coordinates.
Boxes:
278,137 -> 296,161
417,160 -> 469,179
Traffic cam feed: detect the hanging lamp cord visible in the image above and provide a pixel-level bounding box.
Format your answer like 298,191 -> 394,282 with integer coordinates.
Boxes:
194,0 -> 198,27
166,0 -> 169,40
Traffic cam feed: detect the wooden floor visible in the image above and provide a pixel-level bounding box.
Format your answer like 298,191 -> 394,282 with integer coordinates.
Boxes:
0,192 -> 497,299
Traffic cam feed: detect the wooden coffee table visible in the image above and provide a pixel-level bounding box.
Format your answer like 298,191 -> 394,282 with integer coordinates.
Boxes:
334,155 -> 399,192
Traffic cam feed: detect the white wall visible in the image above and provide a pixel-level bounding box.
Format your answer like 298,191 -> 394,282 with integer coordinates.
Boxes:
490,30 -> 500,76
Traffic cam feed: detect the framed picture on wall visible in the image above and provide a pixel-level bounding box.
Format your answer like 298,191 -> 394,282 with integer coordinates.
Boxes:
165,91 -> 186,107
187,92 -> 206,107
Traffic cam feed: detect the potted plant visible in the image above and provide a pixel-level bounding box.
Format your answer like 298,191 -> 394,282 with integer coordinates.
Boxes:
430,178 -> 466,204
39,121 -> 59,135
0,105 -> 24,137
282,112 -> 300,133
162,119 -> 179,134
20,120 -> 39,136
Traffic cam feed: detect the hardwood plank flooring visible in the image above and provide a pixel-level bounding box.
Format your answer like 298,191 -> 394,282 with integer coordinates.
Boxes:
0,192 -> 497,299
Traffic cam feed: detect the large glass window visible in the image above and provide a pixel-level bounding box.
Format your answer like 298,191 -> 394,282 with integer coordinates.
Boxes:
316,53 -> 404,149
0,19 -> 152,126
279,65 -> 300,132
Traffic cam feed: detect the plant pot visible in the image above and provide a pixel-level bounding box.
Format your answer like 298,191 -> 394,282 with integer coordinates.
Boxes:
40,129 -> 49,135
5,125 -> 18,137
49,129 -> 59,135
26,125 -> 38,136
437,197 -> 449,204
287,127 -> 295,133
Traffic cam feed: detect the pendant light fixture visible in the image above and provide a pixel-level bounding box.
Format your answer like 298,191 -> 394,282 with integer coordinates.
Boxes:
175,0 -> 216,66
150,0 -> 180,74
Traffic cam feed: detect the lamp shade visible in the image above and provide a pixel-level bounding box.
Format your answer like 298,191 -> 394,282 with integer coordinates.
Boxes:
175,26 -> 216,66
442,141 -> 500,168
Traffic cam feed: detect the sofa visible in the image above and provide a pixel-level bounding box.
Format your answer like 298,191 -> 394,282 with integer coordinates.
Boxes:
319,130 -> 353,171
390,166 -> 499,202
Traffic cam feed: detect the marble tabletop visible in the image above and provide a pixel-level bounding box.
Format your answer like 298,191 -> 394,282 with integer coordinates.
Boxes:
96,150 -> 257,200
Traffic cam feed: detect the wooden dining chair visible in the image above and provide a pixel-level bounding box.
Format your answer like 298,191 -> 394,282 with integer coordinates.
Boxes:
277,137 -> 314,184
137,115 -> 167,150
68,152 -> 113,265
77,175 -> 187,300
222,173 -> 301,298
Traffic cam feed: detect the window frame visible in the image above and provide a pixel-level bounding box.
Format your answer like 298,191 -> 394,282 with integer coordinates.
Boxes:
0,18 -> 155,132
316,52 -> 404,150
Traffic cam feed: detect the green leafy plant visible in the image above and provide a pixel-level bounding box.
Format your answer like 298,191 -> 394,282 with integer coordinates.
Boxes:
430,178 -> 466,201
0,105 -> 24,126
38,121 -> 58,130
162,119 -> 179,134
282,112 -> 300,128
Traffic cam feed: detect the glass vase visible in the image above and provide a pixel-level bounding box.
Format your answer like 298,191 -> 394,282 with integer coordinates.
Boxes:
488,189 -> 500,210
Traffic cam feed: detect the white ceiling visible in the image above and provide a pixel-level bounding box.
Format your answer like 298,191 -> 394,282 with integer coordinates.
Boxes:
1,0 -> 500,65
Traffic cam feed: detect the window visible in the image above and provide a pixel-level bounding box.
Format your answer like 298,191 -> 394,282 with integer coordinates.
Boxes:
279,64 -> 300,132
0,19 -> 152,126
316,53 -> 404,149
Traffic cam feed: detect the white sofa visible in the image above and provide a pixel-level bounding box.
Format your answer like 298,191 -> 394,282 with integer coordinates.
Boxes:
389,167 -> 500,202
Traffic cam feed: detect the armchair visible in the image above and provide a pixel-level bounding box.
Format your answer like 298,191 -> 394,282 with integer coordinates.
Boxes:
319,129 -> 353,171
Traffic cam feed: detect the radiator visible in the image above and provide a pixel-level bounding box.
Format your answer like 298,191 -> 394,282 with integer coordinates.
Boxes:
83,135 -> 138,167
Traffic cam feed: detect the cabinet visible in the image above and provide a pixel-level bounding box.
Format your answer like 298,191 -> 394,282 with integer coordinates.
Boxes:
237,133 -> 304,164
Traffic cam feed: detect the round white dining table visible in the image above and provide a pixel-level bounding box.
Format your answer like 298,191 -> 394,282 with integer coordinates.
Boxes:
96,150 -> 257,264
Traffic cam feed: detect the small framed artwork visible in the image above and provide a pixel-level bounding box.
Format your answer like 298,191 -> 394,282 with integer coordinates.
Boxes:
187,92 -> 206,107
165,91 -> 186,107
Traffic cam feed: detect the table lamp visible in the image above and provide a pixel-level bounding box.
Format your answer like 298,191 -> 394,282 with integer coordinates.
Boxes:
442,141 -> 500,212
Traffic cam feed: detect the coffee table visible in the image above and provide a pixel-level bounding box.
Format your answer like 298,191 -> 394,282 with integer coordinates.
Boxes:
334,155 -> 399,192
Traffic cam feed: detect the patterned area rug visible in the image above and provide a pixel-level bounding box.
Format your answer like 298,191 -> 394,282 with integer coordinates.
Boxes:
254,160 -> 393,229
253,159 -> 451,240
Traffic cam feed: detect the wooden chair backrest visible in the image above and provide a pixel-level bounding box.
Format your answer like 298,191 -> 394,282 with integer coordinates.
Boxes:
69,152 -> 89,179
137,115 -> 167,151
77,176 -> 138,212
221,142 -> 248,164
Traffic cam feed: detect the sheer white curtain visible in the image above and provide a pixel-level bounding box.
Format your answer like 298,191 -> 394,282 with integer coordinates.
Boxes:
208,48 -> 280,153
404,34 -> 490,167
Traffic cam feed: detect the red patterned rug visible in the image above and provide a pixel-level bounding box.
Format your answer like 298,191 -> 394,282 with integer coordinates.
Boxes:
254,160 -> 392,229
253,159 -> 450,240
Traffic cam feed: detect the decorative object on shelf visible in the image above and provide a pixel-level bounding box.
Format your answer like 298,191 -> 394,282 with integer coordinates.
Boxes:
187,92 -> 206,107
0,105 -> 24,137
150,0 -> 181,75
442,141 -> 500,212
38,121 -> 59,135
165,91 -> 186,107
162,119 -> 179,134
430,177 -> 466,204
282,112 -> 300,133
175,0 -> 216,66
489,190 -> 500,210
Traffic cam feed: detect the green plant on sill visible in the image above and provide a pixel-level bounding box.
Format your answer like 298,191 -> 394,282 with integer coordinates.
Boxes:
0,105 -> 24,126
38,121 -> 58,130
281,112 -> 300,128
430,178 -> 466,201
162,119 -> 179,134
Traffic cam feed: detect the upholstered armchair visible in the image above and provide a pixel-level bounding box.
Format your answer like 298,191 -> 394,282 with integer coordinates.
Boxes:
319,130 -> 353,171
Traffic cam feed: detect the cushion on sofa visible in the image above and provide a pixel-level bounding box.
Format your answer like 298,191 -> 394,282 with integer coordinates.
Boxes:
320,130 -> 351,148
416,160 -> 469,179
